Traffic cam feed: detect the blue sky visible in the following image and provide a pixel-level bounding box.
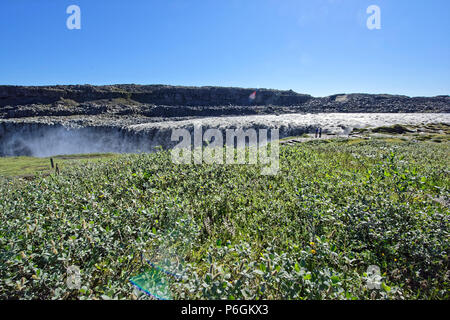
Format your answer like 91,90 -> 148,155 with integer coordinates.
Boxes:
0,0 -> 449,97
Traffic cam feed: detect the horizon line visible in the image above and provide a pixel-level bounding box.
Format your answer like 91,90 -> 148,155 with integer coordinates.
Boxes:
0,83 -> 448,99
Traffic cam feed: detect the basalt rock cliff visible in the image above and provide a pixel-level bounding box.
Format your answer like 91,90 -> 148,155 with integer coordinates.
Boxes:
0,85 -> 448,121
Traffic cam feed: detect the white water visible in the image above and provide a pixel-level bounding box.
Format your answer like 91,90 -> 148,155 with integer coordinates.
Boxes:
130,113 -> 450,135
1,113 -> 449,157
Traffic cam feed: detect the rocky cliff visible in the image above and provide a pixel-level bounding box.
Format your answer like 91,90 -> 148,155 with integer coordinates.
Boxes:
0,85 -> 448,120
0,85 -> 311,109
1,85 -> 449,157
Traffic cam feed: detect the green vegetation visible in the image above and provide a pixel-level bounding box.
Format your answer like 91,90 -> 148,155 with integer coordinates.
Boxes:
0,139 -> 448,300
415,134 -> 450,143
372,124 -> 414,134
352,123 -> 450,141
0,153 -> 117,178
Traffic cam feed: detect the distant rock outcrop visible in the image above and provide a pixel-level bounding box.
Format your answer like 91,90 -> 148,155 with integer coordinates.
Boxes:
0,85 -> 448,120
301,93 -> 450,113
0,85 -> 312,108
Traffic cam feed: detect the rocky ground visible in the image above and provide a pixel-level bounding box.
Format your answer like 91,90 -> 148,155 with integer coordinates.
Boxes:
1,85 -> 449,121
0,85 -> 449,156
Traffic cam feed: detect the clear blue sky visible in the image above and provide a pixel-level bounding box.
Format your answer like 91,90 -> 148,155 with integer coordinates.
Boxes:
0,0 -> 449,97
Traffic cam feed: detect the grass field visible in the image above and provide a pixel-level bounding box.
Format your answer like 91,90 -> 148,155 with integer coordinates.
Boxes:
0,137 -> 448,300
0,153 -> 118,178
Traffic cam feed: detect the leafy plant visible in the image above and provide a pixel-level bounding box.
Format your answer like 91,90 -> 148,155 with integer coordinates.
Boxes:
0,139 -> 448,299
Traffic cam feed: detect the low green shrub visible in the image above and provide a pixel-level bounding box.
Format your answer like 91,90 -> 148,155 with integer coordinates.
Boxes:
0,140 -> 448,299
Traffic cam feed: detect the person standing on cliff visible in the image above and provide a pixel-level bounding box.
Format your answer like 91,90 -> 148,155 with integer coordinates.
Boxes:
319,127 -> 322,138
315,127 -> 319,138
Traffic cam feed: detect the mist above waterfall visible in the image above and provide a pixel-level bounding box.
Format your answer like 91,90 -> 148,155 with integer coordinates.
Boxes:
0,125 -> 160,157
